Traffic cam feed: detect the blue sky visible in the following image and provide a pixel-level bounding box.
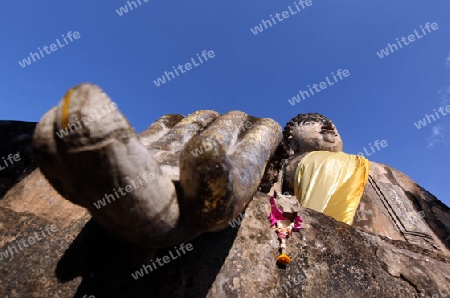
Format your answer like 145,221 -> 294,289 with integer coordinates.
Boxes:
0,1 -> 449,206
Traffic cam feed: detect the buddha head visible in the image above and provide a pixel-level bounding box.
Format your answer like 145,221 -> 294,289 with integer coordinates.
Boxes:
282,113 -> 343,156
259,113 -> 344,193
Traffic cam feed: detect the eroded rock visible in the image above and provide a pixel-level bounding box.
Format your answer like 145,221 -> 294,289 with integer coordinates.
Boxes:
1,116 -> 449,297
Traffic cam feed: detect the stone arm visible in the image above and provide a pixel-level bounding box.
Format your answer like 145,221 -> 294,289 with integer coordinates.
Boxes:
32,83 -> 282,247
278,153 -> 309,195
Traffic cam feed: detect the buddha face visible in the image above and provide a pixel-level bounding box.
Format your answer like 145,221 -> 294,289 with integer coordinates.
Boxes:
287,115 -> 343,155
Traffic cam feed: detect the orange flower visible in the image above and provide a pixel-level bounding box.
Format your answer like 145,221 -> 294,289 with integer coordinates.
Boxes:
277,254 -> 290,265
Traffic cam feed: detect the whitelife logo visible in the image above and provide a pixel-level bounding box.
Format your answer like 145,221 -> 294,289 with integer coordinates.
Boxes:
152,50 -> 216,87
18,31 -> 81,68
413,104 -> 450,129
115,0 -> 149,16
0,224 -> 59,261
287,69 -> 350,106
0,153 -> 21,171
131,243 -> 193,280
55,101 -> 118,139
356,139 -> 388,158
376,22 -> 439,59
250,0 -> 313,35
93,172 -> 156,210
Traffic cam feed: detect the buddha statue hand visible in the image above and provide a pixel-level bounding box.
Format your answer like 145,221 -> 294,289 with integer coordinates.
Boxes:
32,83 -> 282,247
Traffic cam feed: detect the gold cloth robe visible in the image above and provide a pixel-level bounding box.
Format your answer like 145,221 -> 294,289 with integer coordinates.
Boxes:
294,151 -> 369,225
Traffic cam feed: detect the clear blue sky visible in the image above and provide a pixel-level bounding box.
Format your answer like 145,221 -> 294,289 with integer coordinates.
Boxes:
1,1 -> 449,206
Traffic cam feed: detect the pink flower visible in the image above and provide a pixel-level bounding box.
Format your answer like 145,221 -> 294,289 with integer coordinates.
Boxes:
268,196 -> 303,231
269,196 -> 287,226
278,232 -> 287,239
293,215 -> 303,232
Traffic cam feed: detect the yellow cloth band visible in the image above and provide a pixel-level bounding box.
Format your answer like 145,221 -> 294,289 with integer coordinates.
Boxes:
61,88 -> 73,129
294,151 -> 369,225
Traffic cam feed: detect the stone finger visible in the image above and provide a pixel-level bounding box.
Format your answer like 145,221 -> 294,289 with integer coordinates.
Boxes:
138,114 -> 185,148
179,111 -> 282,232
32,83 -> 182,247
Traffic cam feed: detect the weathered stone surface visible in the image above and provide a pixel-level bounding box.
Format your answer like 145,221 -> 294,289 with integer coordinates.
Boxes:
272,192 -> 301,214
210,193 -> 450,298
0,169 -> 88,229
1,117 -> 449,297
1,188 -> 449,297
353,162 -> 450,255
0,205 -> 89,298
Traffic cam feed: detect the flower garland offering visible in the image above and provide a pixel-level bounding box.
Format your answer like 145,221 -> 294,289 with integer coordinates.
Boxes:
268,194 -> 303,266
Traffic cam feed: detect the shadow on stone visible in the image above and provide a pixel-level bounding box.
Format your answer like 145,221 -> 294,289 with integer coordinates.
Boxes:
56,218 -> 241,298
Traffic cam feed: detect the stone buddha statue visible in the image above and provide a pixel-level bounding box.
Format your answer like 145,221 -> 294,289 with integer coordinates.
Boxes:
32,83 -> 283,247
265,112 -> 449,255
32,83 -> 449,257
